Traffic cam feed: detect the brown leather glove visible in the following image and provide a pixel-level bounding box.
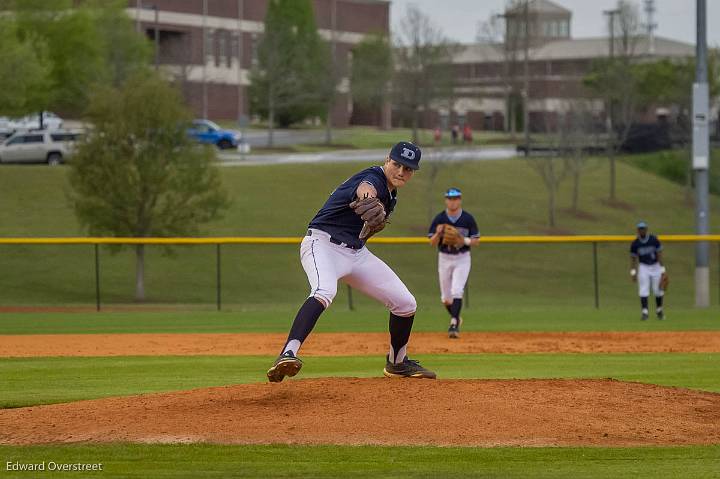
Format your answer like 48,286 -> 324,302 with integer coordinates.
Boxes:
349,196 -> 386,240
441,224 -> 465,248
660,272 -> 669,291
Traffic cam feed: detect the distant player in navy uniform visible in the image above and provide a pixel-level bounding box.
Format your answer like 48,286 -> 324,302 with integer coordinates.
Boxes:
428,188 -> 480,338
266,142 -> 436,382
630,221 -> 666,320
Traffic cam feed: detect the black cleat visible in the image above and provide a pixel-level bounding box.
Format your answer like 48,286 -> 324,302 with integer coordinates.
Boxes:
383,356 -> 436,379
267,351 -> 303,383
448,323 -> 460,339
641,311 -> 649,321
657,310 -> 665,320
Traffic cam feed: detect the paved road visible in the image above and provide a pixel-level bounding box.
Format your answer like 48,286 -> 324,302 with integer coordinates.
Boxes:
218,146 -> 517,166
241,129 -> 327,147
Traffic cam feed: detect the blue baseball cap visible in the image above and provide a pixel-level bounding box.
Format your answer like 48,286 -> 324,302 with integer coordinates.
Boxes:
445,187 -> 462,198
636,221 -> 648,229
389,141 -> 421,170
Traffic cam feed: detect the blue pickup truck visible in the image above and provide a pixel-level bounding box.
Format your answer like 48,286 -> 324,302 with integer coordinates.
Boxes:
187,119 -> 242,150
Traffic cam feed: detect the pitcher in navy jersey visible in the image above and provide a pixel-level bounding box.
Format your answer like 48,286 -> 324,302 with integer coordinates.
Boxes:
266,142 -> 436,382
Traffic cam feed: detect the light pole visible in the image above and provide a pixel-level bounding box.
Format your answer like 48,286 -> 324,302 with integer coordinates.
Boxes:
521,0 -> 530,157
237,0 -> 244,125
326,0 -> 337,145
153,5 -> 159,70
693,0 -> 710,307
603,8 -> 620,200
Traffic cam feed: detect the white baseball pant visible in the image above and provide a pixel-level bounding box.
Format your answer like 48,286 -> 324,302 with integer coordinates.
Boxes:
637,263 -> 664,297
300,229 -> 416,317
438,251 -> 471,303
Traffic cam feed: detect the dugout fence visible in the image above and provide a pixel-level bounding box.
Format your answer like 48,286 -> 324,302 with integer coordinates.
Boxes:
1,236 -> 719,311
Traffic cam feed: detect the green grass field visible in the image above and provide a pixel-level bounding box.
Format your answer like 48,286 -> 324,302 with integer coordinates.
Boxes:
0,308 -> 718,335
0,154 -> 719,309
2,353 -> 720,408
2,443 -> 719,478
2,151 -> 719,477
2,310 -> 720,476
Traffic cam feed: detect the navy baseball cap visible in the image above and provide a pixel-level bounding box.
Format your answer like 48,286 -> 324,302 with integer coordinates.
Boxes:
389,141 -> 421,170
636,221 -> 648,229
445,187 -> 462,198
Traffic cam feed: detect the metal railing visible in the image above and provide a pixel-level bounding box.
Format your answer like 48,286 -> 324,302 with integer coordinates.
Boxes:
1,235 -> 719,311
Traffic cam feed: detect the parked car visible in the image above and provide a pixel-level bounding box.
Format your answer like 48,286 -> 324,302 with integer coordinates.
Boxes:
0,117 -> 13,139
187,119 -> 242,150
0,130 -> 82,165
12,111 -> 64,131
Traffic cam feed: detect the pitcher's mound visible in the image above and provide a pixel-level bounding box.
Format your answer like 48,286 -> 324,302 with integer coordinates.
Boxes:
2,378 -> 719,447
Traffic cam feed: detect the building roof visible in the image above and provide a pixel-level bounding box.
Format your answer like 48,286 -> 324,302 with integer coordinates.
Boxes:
506,0 -> 571,16
453,35 -> 694,63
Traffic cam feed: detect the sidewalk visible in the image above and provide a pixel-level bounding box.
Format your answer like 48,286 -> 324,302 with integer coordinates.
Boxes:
217,146 -> 517,166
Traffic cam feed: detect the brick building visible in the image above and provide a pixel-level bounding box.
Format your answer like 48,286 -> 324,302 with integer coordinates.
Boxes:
127,0 -> 389,125
410,0 -> 695,133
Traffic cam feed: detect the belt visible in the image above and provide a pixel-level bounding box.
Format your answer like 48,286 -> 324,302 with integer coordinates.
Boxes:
306,229 -> 361,250
440,248 -> 469,255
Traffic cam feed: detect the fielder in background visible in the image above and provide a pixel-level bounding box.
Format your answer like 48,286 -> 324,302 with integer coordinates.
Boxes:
266,141 -> 436,382
428,188 -> 480,338
630,221 -> 668,320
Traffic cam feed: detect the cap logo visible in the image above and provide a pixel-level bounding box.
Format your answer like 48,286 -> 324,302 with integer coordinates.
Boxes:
401,147 -> 416,160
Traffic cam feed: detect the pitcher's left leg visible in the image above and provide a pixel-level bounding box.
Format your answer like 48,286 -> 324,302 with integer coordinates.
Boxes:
344,250 -> 435,379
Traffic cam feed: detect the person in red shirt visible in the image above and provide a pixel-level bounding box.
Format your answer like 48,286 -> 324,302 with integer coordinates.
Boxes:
463,124 -> 473,143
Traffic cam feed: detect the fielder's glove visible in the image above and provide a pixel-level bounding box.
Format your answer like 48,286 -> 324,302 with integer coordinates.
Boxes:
660,272 -> 669,291
441,224 -> 465,248
349,195 -> 386,240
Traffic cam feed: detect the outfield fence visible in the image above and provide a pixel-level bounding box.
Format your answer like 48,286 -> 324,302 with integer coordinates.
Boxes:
1,235 -> 719,311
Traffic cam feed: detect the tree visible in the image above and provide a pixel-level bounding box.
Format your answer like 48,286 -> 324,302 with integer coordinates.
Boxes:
249,0 -> 332,146
350,33 -> 393,128
15,0 -> 109,117
559,102 -> 599,215
393,5 -> 458,143
477,11 -> 521,138
94,0 -> 152,87
68,73 -> 229,301
5,0 -> 150,124
634,54 -> 720,200
0,18 -> 51,117
527,156 -> 569,229
525,110 -> 568,228
423,149 -> 453,222
584,0 -> 641,202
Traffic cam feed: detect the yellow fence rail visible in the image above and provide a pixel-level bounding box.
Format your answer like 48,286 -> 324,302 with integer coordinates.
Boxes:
1,234 -> 720,245
1,235 -> 718,311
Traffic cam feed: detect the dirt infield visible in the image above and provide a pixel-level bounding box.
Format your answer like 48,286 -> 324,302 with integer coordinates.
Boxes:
1,378 -> 719,447
1,331 -> 719,357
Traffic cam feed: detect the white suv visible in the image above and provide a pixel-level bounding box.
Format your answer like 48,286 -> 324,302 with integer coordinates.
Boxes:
0,130 -> 82,165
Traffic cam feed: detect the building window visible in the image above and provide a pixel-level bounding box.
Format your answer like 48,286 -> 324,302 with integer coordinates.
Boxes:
205,29 -> 214,62
217,30 -> 226,67
251,33 -> 259,66
230,33 -> 239,67
560,21 -> 569,37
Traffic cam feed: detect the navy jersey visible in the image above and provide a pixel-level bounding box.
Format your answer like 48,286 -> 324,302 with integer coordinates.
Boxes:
308,166 -> 397,249
630,234 -> 662,265
428,210 -> 479,254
